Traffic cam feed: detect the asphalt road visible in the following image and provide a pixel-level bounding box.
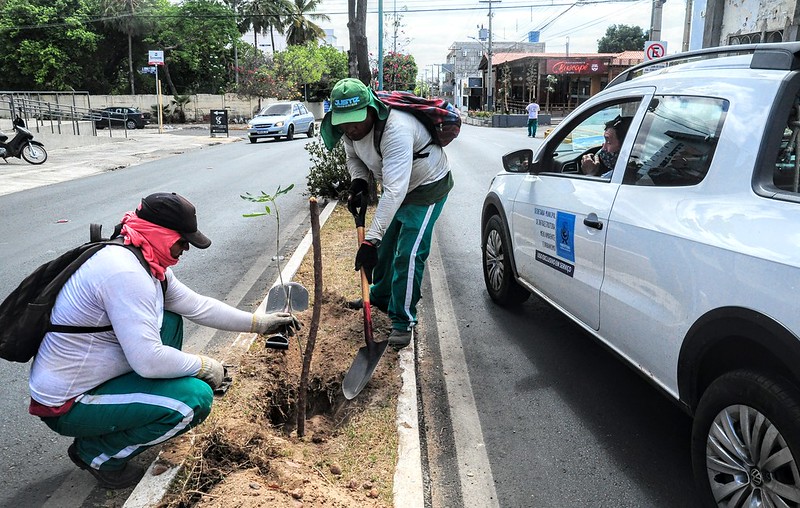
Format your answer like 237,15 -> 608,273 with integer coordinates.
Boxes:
417,124 -> 701,507
0,130 -> 318,507
0,123 -> 702,507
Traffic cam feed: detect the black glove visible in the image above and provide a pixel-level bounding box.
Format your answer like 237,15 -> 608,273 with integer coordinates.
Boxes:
354,240 -> 378,284
347,178 -> 369,217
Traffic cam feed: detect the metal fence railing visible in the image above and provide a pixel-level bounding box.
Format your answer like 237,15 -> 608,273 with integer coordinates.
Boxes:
0,92 -> 148,138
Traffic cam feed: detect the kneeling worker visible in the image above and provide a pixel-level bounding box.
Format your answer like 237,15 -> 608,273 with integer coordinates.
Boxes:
28,192 -> 300,489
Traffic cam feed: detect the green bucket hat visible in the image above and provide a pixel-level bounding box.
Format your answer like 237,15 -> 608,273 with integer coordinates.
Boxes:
320,78 -> 389,150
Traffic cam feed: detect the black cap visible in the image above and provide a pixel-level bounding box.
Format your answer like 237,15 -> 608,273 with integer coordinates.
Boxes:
136,192 -> 211,249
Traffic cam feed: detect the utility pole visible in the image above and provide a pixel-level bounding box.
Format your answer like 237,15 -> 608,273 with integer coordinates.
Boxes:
233,0 -> 239,86
378,0 -> 384,89
650,0 -> 666,41
479,0 -> 500,111
682,0 -> 692,51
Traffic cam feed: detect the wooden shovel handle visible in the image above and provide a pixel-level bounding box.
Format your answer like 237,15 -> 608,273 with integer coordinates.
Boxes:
356,225 -> 374,345
357,225 -> 371,306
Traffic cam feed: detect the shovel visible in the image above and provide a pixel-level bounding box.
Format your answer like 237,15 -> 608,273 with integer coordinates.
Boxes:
342,194 -> 389,400
263,282 -> 308,350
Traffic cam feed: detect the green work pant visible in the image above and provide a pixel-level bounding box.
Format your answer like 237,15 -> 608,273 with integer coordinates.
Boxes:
527,118 -> 538,137
370,195 -> 448,331
42,311 -> 213,471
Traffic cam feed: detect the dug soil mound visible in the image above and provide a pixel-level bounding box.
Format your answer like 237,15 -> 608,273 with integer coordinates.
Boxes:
157,203 -> 402,507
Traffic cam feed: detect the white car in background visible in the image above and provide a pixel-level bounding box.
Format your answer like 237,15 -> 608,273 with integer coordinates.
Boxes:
482,42 -> 800,506
247,101 -> 315,143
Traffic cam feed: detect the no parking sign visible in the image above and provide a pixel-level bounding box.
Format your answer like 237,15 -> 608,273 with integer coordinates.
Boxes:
644,41 -> 668,73
645,41 -> 667,61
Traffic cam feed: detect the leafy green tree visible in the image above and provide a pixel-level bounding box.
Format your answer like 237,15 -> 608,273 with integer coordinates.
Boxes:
307,43 -> 347,100
98,0 -> 160,94
382,52 -> 416,91
237,42 -> 346,102
597,24 -> 648,53
285,0 -> 327,46
145,0 -> 240,94
0,0 -> 101,90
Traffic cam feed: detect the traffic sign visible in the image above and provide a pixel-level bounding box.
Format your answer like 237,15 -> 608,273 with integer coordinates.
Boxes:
140,66 -> 157,74
645,41 -> 667,61
148,50 -> 164,66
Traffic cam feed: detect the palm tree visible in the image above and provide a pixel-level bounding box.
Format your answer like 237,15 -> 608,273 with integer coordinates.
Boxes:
285,0 -> 328,46
98,0 -> 156,95
237,0 -> 292,54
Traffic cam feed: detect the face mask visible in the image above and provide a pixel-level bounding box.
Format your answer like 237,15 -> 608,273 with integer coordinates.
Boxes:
598,149 -> 618,170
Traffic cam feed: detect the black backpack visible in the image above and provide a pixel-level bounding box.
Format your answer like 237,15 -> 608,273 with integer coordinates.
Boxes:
0,225 -> 153,363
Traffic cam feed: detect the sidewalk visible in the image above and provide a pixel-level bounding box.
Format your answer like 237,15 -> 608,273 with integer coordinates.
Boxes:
0,125 -> 242,197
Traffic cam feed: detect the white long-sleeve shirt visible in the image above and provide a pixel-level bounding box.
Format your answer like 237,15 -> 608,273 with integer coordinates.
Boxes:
30,245 -> 253,406
344,110 -> 450,242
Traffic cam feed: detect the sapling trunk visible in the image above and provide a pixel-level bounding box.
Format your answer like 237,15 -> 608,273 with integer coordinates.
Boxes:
297,198 -> 323,437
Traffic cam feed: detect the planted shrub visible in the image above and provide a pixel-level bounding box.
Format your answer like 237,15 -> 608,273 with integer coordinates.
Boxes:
305,137 -> 349,200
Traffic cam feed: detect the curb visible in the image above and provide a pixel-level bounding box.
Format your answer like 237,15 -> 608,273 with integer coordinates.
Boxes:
123,198 -> 423,507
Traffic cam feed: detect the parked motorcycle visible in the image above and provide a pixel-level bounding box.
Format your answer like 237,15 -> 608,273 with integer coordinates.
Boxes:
0,126 -> 47,165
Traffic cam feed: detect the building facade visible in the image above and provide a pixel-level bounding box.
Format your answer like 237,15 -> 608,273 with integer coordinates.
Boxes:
443,41 -> 546,109
476,51 -> 644,113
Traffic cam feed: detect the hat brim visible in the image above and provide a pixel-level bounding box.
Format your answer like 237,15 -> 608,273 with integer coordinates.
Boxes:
330,106 -> 368,126
183,230 -> 211,249
320,91 -> 390,151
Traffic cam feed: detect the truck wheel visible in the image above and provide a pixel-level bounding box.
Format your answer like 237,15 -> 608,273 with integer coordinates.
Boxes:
482,214 -> 530,306
692,370 -> 800,507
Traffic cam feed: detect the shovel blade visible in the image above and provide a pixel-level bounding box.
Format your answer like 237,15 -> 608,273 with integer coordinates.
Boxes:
342,340 -> 389,400
266,282 -> 309,313
264,334 -> 289,350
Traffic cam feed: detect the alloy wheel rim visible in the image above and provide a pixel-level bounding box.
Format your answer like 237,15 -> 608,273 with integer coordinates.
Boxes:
485,229 -> 505,292
706,404 -> 800,506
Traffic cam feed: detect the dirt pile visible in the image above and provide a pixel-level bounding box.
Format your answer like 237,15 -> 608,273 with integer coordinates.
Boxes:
157,204 -> 403,508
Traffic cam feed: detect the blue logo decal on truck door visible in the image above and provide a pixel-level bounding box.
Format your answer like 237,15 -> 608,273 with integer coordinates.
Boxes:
556,212 -> 575,262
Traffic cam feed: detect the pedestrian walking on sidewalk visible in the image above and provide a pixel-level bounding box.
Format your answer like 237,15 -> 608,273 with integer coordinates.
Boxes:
28,192 -> 300,489
320,78 -> 453,349
526,100 -> 540,137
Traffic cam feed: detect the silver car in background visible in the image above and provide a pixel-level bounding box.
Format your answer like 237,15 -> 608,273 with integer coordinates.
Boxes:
247,101 -> 316,143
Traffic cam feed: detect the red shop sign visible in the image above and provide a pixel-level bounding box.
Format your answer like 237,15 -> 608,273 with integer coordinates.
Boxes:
546,59 -> 607,75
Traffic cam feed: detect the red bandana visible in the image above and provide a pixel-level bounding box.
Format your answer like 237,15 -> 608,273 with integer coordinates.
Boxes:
119,210 -> 181,281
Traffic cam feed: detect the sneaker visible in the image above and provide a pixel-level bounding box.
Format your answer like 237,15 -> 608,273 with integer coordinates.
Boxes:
68,440 -> 145,490
388,328 -> 414,349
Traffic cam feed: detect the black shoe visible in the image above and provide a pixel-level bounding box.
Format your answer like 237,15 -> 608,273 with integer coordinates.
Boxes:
344,298 -> 363,310
68,441 -> 145,490
388,328 -> 414,349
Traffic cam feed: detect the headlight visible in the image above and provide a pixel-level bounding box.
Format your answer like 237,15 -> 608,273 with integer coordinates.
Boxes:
274,121 -> 284,127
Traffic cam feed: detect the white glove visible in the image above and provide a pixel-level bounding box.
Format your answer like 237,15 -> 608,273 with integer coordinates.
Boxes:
195,355 -> 225,390
251,310 -> 301,335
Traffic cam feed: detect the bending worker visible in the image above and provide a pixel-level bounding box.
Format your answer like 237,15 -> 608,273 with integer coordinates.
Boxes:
320,78 -> 453,349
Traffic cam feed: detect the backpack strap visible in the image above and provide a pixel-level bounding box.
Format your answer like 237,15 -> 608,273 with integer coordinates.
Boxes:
372,114 -> 387,157
371,109 -> 431,160
48,236 -> 167,334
